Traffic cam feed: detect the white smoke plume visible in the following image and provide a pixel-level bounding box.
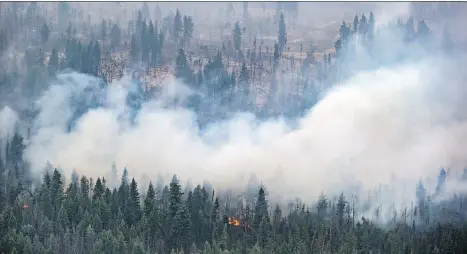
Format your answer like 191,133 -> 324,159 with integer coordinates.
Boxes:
18,52 -> 467,217
373,2 -> 411,28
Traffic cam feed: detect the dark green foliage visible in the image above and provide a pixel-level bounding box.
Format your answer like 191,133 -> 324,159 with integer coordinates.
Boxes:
417,20 -> 431,40
63,39 -> 101,76
169,175 -> 183,218
128,18 -> 164,66
127,178 -> 141,226
93,178 -> 105,200
253,187 -> 269,232
360,14 -> 367,36
48,48 -> 59,75
405,17 -> 416,42
182,15 -> 194,48
40,22 -> 50,45
144,182 -> 155,217
233,21 -> 242,52
130,34 -> 139,61
173,9 -> 183,47
273,42 -> 280,71
353,15 -> 359,34
175,48 -> 192,84
172,203 -> 192,251
339,21 -> 351,45
110,23 -> 121,50
368,12 -> 375,41
202,51 -> 230,101
1,156 -> 467,254
236,61 -> 250,111
140,21 -> 149,63
6,133 -> 24,167
278,13 -> 286,51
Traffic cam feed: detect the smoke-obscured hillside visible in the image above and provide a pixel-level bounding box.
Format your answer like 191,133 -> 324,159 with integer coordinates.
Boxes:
1,2 -> 467,254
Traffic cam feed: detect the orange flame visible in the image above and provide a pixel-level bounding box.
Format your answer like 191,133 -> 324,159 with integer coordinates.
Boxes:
228,217 -> 241,227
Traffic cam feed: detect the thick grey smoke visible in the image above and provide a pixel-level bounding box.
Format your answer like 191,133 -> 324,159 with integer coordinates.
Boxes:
20,53 -> 467,217
0,106 -> 18,140
1,3 -> 466,223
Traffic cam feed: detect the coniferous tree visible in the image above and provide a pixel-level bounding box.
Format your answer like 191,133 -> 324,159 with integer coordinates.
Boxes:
273,42 -> 280,71
48,48 -> 59,75
150,24 -> 160,66
40,22 -> 50,45
141,21 -> 149,64
182,15 -> 194,49
278,13 -> 286,51
436,168 -> 447,195
144,182 -> 156,218
233,21 -> 242,53
334,38 -> 342,59
66,22 -> 73,38
130,34 -> 139,61
317,192 -> 328,219
93,177 -> 105,200
337,192 -> 346,230
158,30 -> 165,61
360,14 -> 368,39
253,187 -> 269,232
339,21 -> 351,46
136,10 -> 143,33
417,19 -> 430,41
405,17 -> 416,42
353,15 -> 359,34
6,133 -> 24,168
172,203 -> 192,251
175,48 -> 192,85
92,41 -> 101,76
367,12 -> 375,42
169,175 -> 183,218
124,178 -> 141,226
110,23 -> 121,50
173,9 -> 183,48
416,180 -> 427,221
237,61 -> 250,111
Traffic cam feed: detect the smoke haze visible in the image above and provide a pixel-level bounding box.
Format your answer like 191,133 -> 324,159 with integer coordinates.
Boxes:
1,3 -> 467,226
0,106 -> 19,159
15,53 -> 467,216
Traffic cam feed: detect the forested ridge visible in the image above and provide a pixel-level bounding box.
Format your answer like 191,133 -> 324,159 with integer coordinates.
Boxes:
2,132 -> 467,254
1,2 -> 467,254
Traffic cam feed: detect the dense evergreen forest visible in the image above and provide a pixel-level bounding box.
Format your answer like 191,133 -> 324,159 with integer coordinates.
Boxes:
2,141 -> 467,254
1,2 -> 467,254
